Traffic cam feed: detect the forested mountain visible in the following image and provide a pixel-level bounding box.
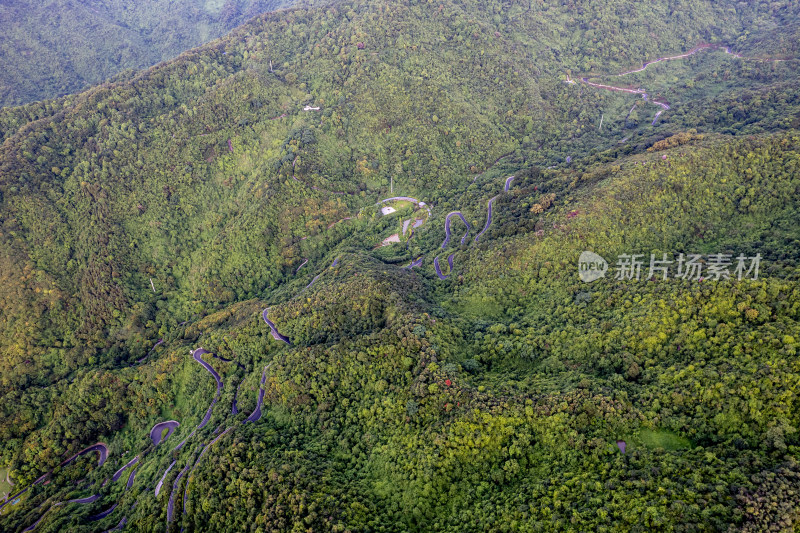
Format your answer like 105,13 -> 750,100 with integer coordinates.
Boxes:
0,0 -> 799,531
0,0 -> 306,107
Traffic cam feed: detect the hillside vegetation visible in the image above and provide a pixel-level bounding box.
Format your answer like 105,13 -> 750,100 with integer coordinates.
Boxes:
0,0 -> 301,106
0,0 -> 799,531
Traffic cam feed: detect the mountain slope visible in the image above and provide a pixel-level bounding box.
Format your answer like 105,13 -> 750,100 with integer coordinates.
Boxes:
0,0 -> 303,106
0,0 -> 799,531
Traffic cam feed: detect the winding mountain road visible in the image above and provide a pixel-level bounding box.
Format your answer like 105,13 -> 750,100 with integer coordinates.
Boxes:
406,257 -> 424,270
154,460 -> 176,497
262,308 -> 291,344
60,443 -> 109,467
64,494 -> 102,504
196,403 -> 216,431
572,44 -> 781,125
434,254 -> 456,280
474,174 -> 517,243
8,165 -> 530,531
136,338 -> 164,364
181,427 -> 233,516
303,272 -> 323,291
577,78 -> 670,124
615,44 -> 741,77
12,422 -> 153,527
149,421 -> 180,446
167,349 -> 225,452
166,460 -> 192,522
126,468 -> 137,490
111,456 -> 138,483
22,512 -> 48,531
245,367 -> 269,424
104,516 -> 127,532
296,257 -> 339,297
23,491 -> 103,530
181,444 -> 205,515
89,502 -> 118,521
245,386 -> 265,424
192,349 -> 223,393
172,428 -> 197,453
441,212 -> 471,248
474,196 -> 498,243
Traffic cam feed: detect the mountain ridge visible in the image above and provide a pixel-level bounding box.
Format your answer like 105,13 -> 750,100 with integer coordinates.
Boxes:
1,0 -> 799,531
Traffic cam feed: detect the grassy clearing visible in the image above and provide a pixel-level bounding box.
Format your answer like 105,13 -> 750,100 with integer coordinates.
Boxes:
0,467 -> 10,499
637,429 -> 692,451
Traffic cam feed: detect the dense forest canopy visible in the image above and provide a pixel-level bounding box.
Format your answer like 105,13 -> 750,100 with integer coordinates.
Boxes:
0,0 -> 799,531
0,0 -> 309,106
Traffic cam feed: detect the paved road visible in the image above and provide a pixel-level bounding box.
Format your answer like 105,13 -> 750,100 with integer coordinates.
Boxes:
109,517 -> 127,531
474,175 -> 516,243
0,487 -> 29,512
111,456 -> 139,483
168,349 -> 224,452
262,308 -> 291,344
149,421 -> 180,446
651,110 -> 663,125
172,428 -> 197,453
23,512 -> 48,531
136,339 -> 164,364
196,402 -> 216,431
434,254 -> 455,280
167,460 -> 192,522
245,367 -> 269,424
574,44 -> 756,125
376,196 -> 432,217
441,212 -> 471,248
126,468 -> 137,490
154,460 -> 176,496
405,257 -> 423,270
578,77 -> 670,124
7,169 -> 527,531
181,427 -> 233,515
296,257 -> 338,296
64,494 -> 102,504
89,502 -> 118,521
61,443 -> 109,467
192,348 -> 224,430
182,444 -> 205,515
474,196 -> 498,243
232,378 -> 243,414
616,44 -> 742,76
192,349 -> 223,393
245,388 -> 265,423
